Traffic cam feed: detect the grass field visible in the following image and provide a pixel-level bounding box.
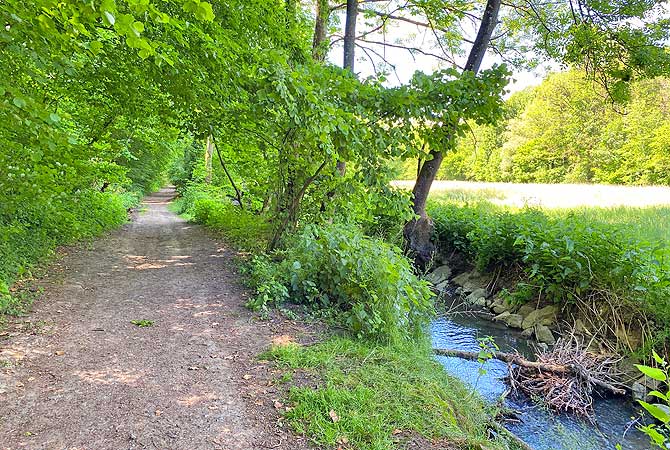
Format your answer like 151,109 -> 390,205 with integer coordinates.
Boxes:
393,180 -> 670,244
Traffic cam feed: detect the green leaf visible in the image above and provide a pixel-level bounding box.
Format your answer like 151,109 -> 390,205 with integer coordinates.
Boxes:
30,150 -> 43,162
102,11 -> 115,26
647,390 -> 668,402
636,364 -> 667,382
12,97 -> 26,108
90,40 -> 103,55
195,2 -> 215,21
639,401 -> 670,423
49,113 -> 60,123
652,350 -> 666,366
132,21 -> 144,35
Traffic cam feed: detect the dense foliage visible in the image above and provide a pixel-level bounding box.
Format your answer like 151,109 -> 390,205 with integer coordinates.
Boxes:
3,0 -> 669,447
429,71 -> 670,184
429,199 -> 670,352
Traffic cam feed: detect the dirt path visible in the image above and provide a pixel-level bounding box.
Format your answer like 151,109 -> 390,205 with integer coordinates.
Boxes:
0,188 -> 313,450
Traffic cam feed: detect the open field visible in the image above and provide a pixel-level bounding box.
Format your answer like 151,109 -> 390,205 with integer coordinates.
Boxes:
393,180 -> 670,209
394,180 -> 670,243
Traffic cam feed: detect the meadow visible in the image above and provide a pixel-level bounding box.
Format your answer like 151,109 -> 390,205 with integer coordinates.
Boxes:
394,180 -> 670,243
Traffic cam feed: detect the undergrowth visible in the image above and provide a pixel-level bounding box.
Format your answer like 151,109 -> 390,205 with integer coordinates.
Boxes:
174,184 -> 270,251
178,184 -> 434,344
0,190 -> 142,317
262,337 -> 512,450
428,200 -> 670,354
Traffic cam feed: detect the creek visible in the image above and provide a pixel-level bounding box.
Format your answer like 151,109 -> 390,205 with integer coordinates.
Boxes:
432,311 -> 651,449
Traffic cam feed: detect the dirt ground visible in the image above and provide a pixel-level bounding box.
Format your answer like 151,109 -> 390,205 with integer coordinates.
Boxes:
0,188 -> 316,450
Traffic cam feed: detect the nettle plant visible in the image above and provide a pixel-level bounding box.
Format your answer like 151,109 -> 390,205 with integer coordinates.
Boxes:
634,351 -> 670,448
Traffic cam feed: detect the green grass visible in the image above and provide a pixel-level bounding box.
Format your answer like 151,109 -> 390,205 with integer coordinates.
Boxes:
429,188 -> 507,204
262,337 -> 514,450
549,205 -> 670,245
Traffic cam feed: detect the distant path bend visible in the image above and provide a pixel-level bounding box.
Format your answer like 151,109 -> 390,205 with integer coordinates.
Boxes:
0,187 -> 310,450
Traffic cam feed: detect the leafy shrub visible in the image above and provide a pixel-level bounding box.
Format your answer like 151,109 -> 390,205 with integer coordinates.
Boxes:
0,190 -> 134,316
429,201 -> 670,328
633,351 -> 670,448
243,254 -> 290,312
251,224 -> 434,343
177,184 -> 271,250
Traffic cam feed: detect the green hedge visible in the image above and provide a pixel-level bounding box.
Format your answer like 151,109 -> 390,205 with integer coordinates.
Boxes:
1,190 -> 138,315
246,223 -> 435,344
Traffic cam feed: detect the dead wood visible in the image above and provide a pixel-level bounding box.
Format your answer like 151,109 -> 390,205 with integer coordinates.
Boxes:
435,336 -> 625,417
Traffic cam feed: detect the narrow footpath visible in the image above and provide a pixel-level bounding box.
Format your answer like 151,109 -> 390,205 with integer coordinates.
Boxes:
0,188 -> 312,450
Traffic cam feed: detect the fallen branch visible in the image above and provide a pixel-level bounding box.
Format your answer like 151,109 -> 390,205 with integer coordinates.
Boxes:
435,338 -> 626,417
434,347 -> 625,395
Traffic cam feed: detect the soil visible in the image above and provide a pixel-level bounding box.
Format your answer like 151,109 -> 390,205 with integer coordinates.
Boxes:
0,188 -> 317,450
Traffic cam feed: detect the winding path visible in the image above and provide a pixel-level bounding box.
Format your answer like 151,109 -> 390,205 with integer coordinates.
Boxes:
0,188 -> 310,450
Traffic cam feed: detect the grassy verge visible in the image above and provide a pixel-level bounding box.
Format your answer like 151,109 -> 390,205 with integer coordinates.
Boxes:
0,189 -> 142,317
262,337 -> 513,450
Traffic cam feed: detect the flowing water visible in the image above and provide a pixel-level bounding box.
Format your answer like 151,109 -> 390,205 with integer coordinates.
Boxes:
431,313 -> 652,449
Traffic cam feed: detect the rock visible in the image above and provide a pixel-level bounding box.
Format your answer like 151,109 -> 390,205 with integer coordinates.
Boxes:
536,342 -> 549,353
521,327 -> 534,338
434,280 -> 449,292
451,270 -> 491,294
516,303 -> 535,318
426,265 -> 452,286
465,288 -> 488,305
637,374 -> 662,391
522,305 -> 559,330
494,312 -> 524,329
534,325 -> 556,345
473,296 -> 489,307
615,326 -> 643,351
491,298 -> 513,314
574,318 -> 589,335
632,381 -> 647,401
632,376 -> 664,402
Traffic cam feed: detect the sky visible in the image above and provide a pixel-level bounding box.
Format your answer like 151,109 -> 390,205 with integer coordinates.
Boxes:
326,7 -> 557,95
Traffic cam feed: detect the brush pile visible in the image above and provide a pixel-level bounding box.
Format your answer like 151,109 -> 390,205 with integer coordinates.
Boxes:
507,337 -> 624,417
435,336 -> 626,418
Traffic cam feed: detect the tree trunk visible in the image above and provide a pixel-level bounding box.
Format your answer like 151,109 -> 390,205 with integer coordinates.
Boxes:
404,0 -> 502,267
204,135 -> 214,184
312,0 -> 330,61
343,0 -> 358,72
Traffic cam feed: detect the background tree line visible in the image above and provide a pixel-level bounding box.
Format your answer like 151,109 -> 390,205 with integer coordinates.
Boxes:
401,71 -> 670,185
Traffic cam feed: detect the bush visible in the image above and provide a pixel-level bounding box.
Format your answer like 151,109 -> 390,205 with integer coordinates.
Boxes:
0,190 -> 134,316
177,184 -> 271,250
250,224 -> 434,343
429,201 -> 670,332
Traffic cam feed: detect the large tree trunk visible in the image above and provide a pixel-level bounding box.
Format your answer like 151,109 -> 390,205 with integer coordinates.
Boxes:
312,0 -> 330,61
404,0 -> 502,268
343,0 -> 357,72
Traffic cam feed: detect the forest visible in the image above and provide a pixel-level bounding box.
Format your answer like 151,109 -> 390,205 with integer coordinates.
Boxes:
2,0 -> 670,449
425,71 -> 670,184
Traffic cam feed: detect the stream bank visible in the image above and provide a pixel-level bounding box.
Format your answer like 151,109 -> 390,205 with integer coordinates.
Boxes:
427,259 -> 654,449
